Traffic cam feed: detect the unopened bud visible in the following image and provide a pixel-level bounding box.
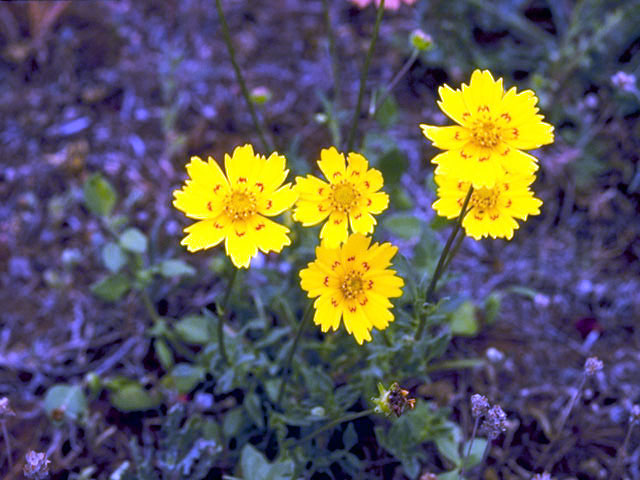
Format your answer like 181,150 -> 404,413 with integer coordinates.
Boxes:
250,86 -> 272,105
409,29 -> 433,51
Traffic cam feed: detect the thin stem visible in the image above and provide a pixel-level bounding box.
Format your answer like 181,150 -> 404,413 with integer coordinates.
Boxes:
287,408 -> 376,448
345,0 -> 385,153
612,419 -> 636,480
369,49 -> 419,117
415,186 -> 473,340
459,417 -> 480,478
215,0 -> 272,153
538,373 -> 587,469
216,267 -> 239,366
323,0 -> 340,104
1,420 -> 11,469
277,302 -> 314,403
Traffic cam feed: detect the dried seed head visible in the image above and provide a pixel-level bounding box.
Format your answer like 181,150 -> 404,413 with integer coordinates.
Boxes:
480,404 -> 507,439
23,451 -> 51,479
584,357 -> 603,376
373,382 -> 416,417
0,397 -> 15,418
470,393 -> 490,418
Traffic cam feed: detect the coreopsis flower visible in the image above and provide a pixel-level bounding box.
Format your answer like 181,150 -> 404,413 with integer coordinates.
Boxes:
293,147 -> 389,248
299,233 -> 404,344
433,171 -> 542,240
350,0 -> 417,9
173,144 -> 297,268
421,69 -> 554,188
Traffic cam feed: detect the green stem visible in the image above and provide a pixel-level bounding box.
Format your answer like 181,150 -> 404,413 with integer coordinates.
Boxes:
277,302 -> 314,403
459,417 -> 480,478
217,267 -> 239,365
369,49 -> 419,117
323,0 -> 340,104
215,0 -> 272,153
415,186 -> 473,340
442,224 -> 466,273
287,408 -> 376,448
1,420 -> 12,469
345,0 -> 385,153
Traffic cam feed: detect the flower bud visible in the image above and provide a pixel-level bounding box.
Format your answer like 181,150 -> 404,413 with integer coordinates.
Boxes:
250,86 -> 272,105
409,29 -> 433,51
373,382 -> 415,417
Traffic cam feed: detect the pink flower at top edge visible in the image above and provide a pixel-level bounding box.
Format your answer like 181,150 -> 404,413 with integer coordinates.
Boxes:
350,0 -> 417,10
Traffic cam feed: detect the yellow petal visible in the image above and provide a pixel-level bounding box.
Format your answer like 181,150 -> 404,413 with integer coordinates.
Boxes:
437,84 -> 471,126
224,219 -> 258,268
172,184 -> 224,220
420,125 -> 470,150
502,120 -> 554,150
225,144 -> 258,186
346,152 -> 369,181
464,69 -> 504,114
180,216 -> 229,252
349,210 -> 376,235
185,156 -> 230,191
342,304 -> 372,344
319,211 -> 349,248
314,295 -> 342,332
360,168 -> 383,192
260,151 -> 289,193
249,215 -> 291,254
318,147 -> 346,183
258,184 -> 298,216
364,191 -> 389,215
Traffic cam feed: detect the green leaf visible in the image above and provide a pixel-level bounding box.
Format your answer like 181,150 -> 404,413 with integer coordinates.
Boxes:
438,471 -> 461,480
383,214 -> 422,239
119,228 -> 148,254
110,384 -> 161,412
102,242 -> 127,273
240,445 -> 270,480
483,292 -> 502,324
161,363 -> 205,394
244,392 -> 265,429
174,315 -> 212,345
462,437 -> 488,470
91,274 -> 130,302
449,301 -> 479,336
434,423 -> 462,466
155,338 -> 174,370
159,259 -> 196,277
223,407 -> 246,438
83,173 -> 116,216
343,422 -> 358,451
376,149 -> 408,185
44,384 -> 88,422
374,93 -> 398,127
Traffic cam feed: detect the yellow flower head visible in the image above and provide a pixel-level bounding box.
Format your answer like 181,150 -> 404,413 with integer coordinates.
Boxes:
173,144 -> 298,268
433,171 -> 543,240
420,69 -> 554,189
293,147 -> 389,248
299,233 -> 404,344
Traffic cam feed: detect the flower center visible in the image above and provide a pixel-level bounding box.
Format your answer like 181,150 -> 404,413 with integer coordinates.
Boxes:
341,271 -> 364,299
471,120 -> 501,148
224,190 -> 257,220
471,187 -> 499,214
330,182 -> 360,212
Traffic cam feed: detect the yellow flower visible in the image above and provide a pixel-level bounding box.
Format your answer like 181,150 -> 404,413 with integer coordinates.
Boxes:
433,171 -> 542,240
299,233 -> 404,344
293,147 -> 389,248
420,69 -> 554,188
173,144 -> 298,268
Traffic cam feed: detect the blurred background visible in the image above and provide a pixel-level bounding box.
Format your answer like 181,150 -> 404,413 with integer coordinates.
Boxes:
1,0 -> 639,478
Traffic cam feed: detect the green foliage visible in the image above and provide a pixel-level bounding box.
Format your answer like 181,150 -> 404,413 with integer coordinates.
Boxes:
44,384 -> 88,423
83,173 -> 117,216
